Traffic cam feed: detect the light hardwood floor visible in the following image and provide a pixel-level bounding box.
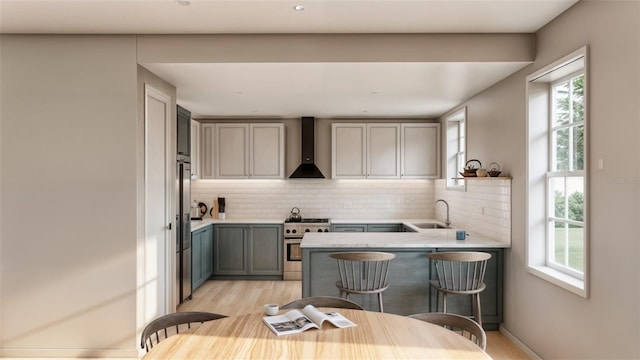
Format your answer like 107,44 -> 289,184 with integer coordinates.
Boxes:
179,280 -> 531,360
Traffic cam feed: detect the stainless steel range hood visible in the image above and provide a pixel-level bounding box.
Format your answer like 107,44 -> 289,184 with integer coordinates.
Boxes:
289,117 -> 325,179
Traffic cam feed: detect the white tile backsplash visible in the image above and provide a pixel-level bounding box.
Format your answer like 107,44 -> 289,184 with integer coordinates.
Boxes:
434,179 -> 511,243
192,179 -> 435,220
192,178 -> 511,244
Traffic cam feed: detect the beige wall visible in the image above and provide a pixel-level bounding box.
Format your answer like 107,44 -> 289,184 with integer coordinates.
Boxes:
0,35 -> 139,357
443,1 -> 640,358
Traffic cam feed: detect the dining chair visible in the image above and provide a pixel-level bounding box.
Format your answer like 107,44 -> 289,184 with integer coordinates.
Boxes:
329,251 -> 396,312
409,312 -> 487,351
140,311 -> 227,352
427,251 -> 492,326
281,296 -> 365,310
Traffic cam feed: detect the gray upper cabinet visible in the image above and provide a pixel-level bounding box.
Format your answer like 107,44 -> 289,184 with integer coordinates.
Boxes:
367,124 -> 401,178
331,123 -> 400,179
190,120 -> 200,179
201,123 -> 285,179
332,122 -> 439,179
331,123 -> 366,178
249,124 -> 285,179
201,124 -> 215,179
401,123 -> 440,179
215,123 -> 250,178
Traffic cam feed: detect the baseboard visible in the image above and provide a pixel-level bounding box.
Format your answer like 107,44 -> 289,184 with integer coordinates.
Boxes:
499,324 -> 543,360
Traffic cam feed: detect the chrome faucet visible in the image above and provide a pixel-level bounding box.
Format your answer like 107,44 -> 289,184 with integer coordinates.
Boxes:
434,199 -> 450,227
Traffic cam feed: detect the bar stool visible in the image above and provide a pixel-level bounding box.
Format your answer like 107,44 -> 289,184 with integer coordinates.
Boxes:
427,251 -> 491,326
329,252 -> 395,312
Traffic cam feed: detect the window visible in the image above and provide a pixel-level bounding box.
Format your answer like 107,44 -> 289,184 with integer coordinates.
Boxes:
445,107 -> 466,189
526,47 -> 588,297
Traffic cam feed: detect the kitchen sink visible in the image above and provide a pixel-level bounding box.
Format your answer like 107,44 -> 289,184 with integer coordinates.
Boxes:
412,223 -> 451,229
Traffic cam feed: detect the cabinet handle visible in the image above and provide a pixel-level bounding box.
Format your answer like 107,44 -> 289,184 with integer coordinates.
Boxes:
167,223 -> 172,230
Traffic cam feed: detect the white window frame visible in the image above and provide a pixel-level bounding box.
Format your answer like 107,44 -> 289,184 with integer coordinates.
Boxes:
526,46 -> 589,298
445,107 -> 467,190
547,71 -> 585,279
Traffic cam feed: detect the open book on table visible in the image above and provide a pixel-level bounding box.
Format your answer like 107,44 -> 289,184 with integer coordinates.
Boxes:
262,304 -> 357,336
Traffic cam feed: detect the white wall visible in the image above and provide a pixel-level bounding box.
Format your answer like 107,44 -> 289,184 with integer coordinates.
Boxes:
444,1 -> 640,358
0,36 -> 139,357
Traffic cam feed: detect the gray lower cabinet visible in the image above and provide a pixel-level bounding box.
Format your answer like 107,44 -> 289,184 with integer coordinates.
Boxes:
302,247 -> 503,330
332,223 -> 403,232
331,224 -> 367,232
367,224 -> 403,232
213,224 -> 283,278
192,225 -> 214,291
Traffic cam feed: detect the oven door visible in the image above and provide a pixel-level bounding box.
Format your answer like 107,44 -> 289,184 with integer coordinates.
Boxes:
286,241 -> 302,261
283,238 -> 302,280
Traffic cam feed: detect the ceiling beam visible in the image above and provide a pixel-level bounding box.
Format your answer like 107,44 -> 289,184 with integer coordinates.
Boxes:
137,33 -> 534,64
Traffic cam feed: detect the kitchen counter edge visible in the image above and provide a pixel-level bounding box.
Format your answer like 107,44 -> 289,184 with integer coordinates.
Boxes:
300,230 -> 510,248
191,219 -> 285,232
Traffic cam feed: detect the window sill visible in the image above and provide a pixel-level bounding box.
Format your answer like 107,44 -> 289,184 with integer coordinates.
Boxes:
528,265 -> 587,298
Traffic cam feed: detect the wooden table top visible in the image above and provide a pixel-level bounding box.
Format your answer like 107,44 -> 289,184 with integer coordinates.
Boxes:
143,309 -> 491,359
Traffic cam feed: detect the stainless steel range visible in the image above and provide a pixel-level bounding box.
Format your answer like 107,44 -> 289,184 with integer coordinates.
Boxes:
283,218 -> 330,280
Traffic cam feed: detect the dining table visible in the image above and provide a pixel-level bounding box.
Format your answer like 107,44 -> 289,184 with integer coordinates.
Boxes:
143,308 -> 491,359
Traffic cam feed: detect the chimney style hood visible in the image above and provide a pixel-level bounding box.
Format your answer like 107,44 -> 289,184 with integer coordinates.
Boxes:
289,117 -> 325,179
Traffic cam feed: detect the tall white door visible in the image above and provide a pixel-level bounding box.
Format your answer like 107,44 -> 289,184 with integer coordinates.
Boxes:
144,85 -> 173,322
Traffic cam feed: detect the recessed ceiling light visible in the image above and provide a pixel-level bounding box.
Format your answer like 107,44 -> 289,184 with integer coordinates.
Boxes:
371,91 -> 379,94
293,5 -> 305,11
234,90 -> 244,94
176,0 -> 190,6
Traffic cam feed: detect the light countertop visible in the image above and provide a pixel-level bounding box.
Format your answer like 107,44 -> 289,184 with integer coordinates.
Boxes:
300,231 -> 509,248
302,218 -> 509,248
190,218 -> 284,231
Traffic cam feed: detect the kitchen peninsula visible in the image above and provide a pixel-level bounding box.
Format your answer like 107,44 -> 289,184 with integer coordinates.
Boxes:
300,223 -> 509,330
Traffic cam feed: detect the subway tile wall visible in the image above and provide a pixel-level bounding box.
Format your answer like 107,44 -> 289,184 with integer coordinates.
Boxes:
192,179 -> 435,221
434,179 -> 511,243
192,178 -> 511,244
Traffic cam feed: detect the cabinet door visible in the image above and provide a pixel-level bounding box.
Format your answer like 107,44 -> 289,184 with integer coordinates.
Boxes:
191,229 -> 204,289
332,123 -> 366,178
250,123 -> 285,179
214,225 -> 247,275
202,226 -> 214,279
367,124 -> 400,178
215,124 -> 249,178
401,123 -> 440,178
190,120 -> 201,179
201,124 -> 215,179
248,225 -> 283,275
368,224 -> 403,232
331,224 -> 367,232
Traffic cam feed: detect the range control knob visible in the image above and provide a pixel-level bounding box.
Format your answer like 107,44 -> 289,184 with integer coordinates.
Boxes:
324,229 -> 329,232
317,229 -> 323,232
305,228 -> 310,232
292,229 -> 297,234
286,229 -> 290,234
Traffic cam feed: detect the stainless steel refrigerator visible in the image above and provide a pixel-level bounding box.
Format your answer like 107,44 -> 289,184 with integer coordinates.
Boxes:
176,160 -> 192,304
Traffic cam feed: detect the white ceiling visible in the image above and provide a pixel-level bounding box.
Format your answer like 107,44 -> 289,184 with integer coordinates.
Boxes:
0,0 -> 579,118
